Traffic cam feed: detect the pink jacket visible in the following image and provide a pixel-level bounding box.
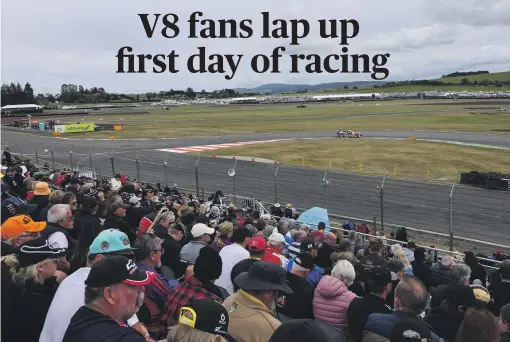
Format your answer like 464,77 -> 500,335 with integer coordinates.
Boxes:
313,275 -> 357,329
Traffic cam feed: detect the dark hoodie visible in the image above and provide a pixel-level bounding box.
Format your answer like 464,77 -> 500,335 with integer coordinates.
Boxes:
28,194 -> 50,222
3,277 -> 59,342
62,306 -> 145,342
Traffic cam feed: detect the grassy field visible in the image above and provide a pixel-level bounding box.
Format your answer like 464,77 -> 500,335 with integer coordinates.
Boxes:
200,139 -> 510,182
5,100 -> 506,138
43,100 -> 510,139
438,71 -> 510,84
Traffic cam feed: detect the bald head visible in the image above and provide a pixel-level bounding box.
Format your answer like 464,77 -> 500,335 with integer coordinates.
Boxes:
294,231 -> 307,242
325,232 -> 336,244
394,275 -> 428,315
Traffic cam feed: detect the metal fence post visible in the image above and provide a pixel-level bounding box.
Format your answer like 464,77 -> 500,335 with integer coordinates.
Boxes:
110,149 -> 117,176
449,182 -> 455,251
377,174 -> 387,234
195,155 -> 200,197
51,144 -> 55,169
35,149 -> 39,165
89,146 -> 94,169
274,164 -> 280,203
321,170 -> 330,208
163,157 -> 168,185
20,146 -> 24,159
69,144 -> 74,170
135,151 -> 141,181
229,159 -> 238,195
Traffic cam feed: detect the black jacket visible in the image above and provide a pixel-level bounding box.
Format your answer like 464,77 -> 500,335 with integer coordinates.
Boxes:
103,214 -> 137,244
468,263 -> 487,287
28,195 -> 50,222
276,272 -> 314,319
126,203 -> 157,232
424,305 -> 464,342
161,235 -> 186,279
347,294 -> 393,342
2,277 -> 59,342
71,209 -> 103,246
63,306 -> 145,342
315,242 -> 336,269
412,260 -> 432,290
430,264 -> 451,288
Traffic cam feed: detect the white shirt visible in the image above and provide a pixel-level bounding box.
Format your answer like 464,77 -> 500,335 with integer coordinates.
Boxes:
110,178 -> 122,191
215,243 -> 250,295
39,267 -> 139,342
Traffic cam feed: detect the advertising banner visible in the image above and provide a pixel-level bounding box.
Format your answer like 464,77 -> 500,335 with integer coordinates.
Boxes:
54,123 -> 94,133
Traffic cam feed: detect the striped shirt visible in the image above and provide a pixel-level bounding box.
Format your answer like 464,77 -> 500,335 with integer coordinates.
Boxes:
288,242 -> 301,259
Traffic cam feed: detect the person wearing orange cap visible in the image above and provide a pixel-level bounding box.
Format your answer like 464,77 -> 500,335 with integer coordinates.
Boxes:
28,182 -> 51,221
1,214 -> 46,256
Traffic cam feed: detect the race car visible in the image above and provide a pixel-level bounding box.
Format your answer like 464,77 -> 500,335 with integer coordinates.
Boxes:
336,130 -> 362,138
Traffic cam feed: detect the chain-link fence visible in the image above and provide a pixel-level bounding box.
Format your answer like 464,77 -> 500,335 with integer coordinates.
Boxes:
4,143 -> 509,250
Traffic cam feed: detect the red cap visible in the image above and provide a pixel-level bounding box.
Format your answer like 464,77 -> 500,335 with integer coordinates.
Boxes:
249,236 -> 267,252
310,230 -> 324,242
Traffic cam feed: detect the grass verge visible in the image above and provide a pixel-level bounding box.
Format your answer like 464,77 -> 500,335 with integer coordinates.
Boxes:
62,110 -> 510,139
200,139 -> 510,182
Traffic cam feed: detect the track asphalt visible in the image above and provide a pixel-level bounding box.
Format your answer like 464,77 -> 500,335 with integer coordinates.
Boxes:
2,129 -> 509,246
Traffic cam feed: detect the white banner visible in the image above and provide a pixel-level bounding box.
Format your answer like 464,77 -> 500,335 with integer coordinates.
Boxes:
54,125 -> 66,133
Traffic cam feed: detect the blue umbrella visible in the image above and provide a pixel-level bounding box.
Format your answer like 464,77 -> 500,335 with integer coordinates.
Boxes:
296,207 -> 330,232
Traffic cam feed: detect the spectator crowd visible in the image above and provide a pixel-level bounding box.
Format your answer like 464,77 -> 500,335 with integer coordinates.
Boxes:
1,154 -> 510,342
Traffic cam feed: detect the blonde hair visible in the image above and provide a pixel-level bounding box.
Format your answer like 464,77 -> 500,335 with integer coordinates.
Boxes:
394,250 -> 411,268
161,211 -> 175,224
1,254 -> 38,286
199,204 -> 209,214
166,311 -> 227,342
214,222 -> 234,249
49,190 -> 65,204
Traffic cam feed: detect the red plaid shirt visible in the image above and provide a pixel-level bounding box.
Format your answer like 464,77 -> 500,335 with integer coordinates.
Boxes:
163,275 -> 222,326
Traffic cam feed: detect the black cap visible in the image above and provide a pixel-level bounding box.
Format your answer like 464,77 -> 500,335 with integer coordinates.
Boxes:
388,259 -> 405,280
234,261 -> 293,293
294,253 -> 314,270
366,266 -> 392,287
178,299 -> 230,337
269,319 -> 332,342
16,238 -> 67,267
300,237 -> 317,253
82,196 -> 98,210
110,202 -> 130,212
390,318 -> 432,342
85,255 -> 154,287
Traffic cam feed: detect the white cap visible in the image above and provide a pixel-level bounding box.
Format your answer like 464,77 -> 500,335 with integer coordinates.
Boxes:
191,223 -> 215,237
48,231 -> 69,249
268,228 -> 285,243
129,196 -> 141,205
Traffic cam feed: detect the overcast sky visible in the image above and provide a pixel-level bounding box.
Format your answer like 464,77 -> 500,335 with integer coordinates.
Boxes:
2,0 -> 509,94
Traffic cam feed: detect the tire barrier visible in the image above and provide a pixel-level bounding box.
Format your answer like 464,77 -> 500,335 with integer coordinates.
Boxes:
460,171 -> 510,191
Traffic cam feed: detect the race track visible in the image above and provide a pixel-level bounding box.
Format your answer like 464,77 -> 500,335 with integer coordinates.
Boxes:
2,129 -> 509,246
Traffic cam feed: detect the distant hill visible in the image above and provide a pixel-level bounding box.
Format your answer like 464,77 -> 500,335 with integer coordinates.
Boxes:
438,71 -> 510,84
233,81 -> 381,94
